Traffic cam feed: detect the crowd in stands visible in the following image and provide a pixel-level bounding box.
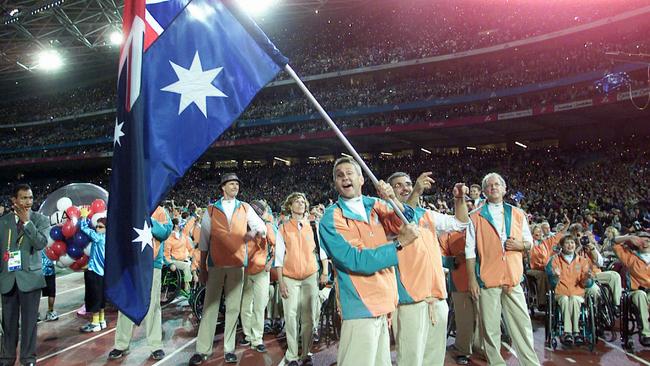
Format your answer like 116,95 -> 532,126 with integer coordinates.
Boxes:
0,0 -> 648,126
2,138 -> 648,236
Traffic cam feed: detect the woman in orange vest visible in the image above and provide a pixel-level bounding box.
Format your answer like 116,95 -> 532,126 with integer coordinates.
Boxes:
546,235 -> 595,346
275,192 -> 328,366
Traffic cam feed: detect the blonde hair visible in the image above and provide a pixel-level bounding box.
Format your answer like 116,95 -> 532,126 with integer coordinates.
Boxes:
282,192 -> 310,218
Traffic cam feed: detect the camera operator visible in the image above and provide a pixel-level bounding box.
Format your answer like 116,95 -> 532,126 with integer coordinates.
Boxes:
569,224 -> 622,310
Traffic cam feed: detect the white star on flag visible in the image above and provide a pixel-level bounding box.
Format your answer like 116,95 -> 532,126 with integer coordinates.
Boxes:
132,221 -> 153,252
114,119 -> 125,147
161,51 -> 227,117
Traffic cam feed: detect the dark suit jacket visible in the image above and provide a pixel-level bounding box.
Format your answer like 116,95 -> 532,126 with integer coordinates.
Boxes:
0,212 -> 49,294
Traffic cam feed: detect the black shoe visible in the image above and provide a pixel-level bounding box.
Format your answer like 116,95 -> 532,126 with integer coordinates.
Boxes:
455,355 -> 470,365
239,338 -> 251,347
224,353 -> 237,363
150,349 -> 165,360
561,334 -> 574,346
108,348 -> 128,360
189,353 -> 208,366
252,344 -> 267,353
302,355 -> 314,366
574,335 -> 585,346
641,336 -> 650,347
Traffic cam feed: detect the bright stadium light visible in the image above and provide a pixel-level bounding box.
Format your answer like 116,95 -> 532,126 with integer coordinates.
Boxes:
420,148 -> 431,154
109,30 -> 123,45
37,50 -> 63,71
515,141 -> 528,149
466,146 -> 477,150
238,0 -> 277,16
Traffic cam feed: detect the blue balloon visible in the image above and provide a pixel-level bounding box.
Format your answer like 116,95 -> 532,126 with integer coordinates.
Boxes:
67,243 -> 84,260
72,231 -> 90,248
50,226 -> 64,241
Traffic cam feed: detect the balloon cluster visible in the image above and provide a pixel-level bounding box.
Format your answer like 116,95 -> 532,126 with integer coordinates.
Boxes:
44,197 -> 107,271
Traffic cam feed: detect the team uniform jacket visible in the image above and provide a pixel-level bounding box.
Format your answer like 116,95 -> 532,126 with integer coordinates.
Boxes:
613,243 -> 650,290
440,231 -> 469,293
545,254 -> 594,297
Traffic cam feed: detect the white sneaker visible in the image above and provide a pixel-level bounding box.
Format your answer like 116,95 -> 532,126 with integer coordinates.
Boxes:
46,311 -> 59,321
100,320 -> 107,329
80,322 -> 101,333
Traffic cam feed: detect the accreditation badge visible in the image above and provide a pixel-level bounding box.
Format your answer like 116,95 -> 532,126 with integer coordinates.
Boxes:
8,251 -> 22,272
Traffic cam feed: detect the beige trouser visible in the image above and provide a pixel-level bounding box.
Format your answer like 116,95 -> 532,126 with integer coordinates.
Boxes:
631,290 -> 650,337
394,299 -> 448,366
195,266 -> 244,355
282,272 -> 318,362
266,282 -> 283,320
479,285 -> 540,366
556,295 -> 583,333
586,271 -> 622,306
171,259 -> 192,287
452,291 -> 484,356
526,270 -> 549,306
241,270 -> 269,346
338,316 -> 391,366
114,268 -> 162,351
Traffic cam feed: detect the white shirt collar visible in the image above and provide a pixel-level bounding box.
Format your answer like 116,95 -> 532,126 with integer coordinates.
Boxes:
639,252 -> 650,264
562,253 -> 575,263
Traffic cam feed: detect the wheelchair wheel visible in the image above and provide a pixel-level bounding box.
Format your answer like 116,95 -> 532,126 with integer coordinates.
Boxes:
191,286 -> 206,320
620,290 -> 635,352
587,295 -> 598,352
447,296 -> 456,338
545,290 -> 555,347
597,283 -> 617,342
160,267 -> 181,305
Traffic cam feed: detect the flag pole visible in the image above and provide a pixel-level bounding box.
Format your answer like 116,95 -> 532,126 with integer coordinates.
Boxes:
284,64 -> 409,224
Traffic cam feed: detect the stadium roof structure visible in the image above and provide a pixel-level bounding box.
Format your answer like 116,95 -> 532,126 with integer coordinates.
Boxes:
0,0 -> 367,97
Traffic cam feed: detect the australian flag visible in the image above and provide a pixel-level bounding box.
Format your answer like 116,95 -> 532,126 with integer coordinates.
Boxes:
105,0 -> 288,324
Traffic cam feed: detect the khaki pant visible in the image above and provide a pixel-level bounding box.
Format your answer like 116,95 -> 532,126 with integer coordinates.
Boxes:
631,290 -> 650,337
556,295 -> 583,333
479,285 -> 540,366
586,271 -> 622,306
526,270 -> 549,306
171,259 -> 192,287
241,270 -> 269,346
195,266 -> 244,355
452,291 -> 484,356
338,316 -> 391,366
266,282 -> 283,320
114,268 -> 162,351
394,299 -> 448,366
282,272 -> 318,362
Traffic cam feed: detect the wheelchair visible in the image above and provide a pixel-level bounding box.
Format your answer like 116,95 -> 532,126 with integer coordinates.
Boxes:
318,283 -> 341,345
522,273 -> 540,317
160,265 -> 181,305
545,289 -> 598,351
592,281 -> 617,342
188,284 -> 226,332
620,288 -> 649,351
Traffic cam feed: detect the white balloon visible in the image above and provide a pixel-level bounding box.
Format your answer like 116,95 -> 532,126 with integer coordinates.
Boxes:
91,212 -> 107,227
83,243 -> 92,257
57,254 -> 75,267
56,197 -> 73,212
50,211 -> 64,225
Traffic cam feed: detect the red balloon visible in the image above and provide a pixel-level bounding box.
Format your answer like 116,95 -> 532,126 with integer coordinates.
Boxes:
45,246 -> 59,261
62,220 -> 77,238
76,255 -> 89,267
51,241 -> 67,257
90,199 -> 107,214
69,261 -> 81,271
66,206 -> 81,220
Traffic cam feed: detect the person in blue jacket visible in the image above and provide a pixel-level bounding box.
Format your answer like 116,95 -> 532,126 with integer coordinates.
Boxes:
79,216 -> 107,332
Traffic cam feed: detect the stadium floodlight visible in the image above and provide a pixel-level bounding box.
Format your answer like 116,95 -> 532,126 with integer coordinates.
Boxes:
515,141 -> 528,149
466,146 -> 477,150
341,152 -> 352,158
238,0 -> 277,16
420,148 -> 431,154
380,152 -> 393,156
37,50 -> 63,71
110,30 -> 123,45
274,156 -> 290,164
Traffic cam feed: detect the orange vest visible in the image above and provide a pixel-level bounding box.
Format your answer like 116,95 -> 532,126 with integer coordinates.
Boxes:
529,233 -> 562,270
247,222 -> 277,275
279,218 -> 319,280
548,254 -> 592,297
471,204 -> 525,288
613,243 -> 650,290
440,231 -> 469,293
164,231 -> 192,262
396,209 -> 447,302
183,216 -> 201,244
208,201 -> 249,268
